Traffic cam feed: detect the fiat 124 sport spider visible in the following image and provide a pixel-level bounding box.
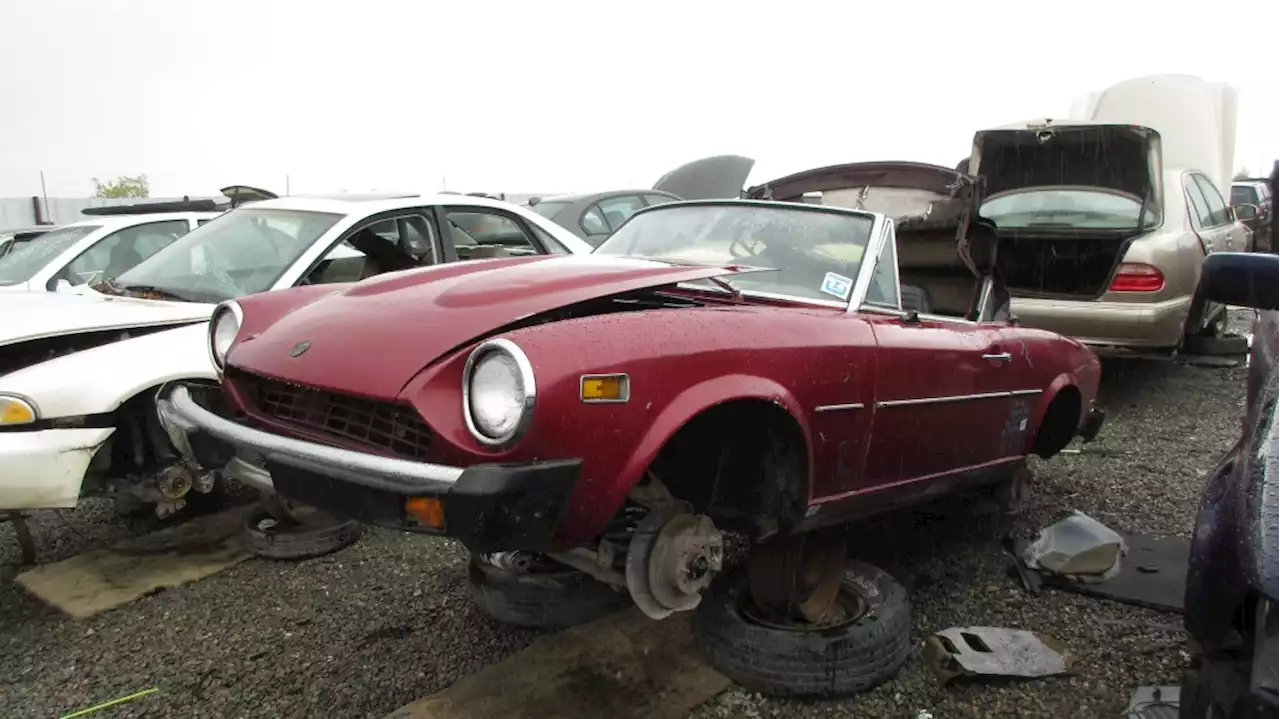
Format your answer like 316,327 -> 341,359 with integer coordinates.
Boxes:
157,161 -> 1105,697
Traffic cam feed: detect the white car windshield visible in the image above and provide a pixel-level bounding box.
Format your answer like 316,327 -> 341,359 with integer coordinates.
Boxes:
113,208 -> 343,303
0,225 -> 99,286
981,188 -> 1158,229
593,203 -> 875,305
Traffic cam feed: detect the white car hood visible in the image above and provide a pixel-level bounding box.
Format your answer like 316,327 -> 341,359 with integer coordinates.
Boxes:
0,291 -> 214,346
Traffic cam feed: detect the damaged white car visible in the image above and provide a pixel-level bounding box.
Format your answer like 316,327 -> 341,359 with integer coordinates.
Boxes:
0,192 -> 596,517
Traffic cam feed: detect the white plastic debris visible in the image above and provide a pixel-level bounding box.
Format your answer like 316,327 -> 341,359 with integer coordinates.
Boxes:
1020,511 -> 1128,582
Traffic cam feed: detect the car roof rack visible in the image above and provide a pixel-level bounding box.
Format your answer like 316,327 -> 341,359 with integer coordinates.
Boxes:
82,198 -> 221,216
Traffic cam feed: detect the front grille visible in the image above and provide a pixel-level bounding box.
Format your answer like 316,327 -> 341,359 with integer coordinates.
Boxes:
230,370 -> 433,461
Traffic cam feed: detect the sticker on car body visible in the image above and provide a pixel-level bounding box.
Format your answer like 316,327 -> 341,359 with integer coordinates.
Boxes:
820,272 -> 854,300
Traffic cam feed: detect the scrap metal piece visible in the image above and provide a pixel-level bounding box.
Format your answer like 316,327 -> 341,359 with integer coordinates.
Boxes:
923,626 -> 1073,685
1123,685 -> 1180,719
1021,511 -> 1128,582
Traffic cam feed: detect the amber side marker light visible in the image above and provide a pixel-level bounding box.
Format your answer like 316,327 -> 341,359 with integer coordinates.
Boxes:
405,497 -> 445,529
580,374 -> 630,403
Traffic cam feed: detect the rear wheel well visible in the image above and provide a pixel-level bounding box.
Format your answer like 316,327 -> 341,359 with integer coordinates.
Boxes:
1032,386 -> 1081,458
647,399 -> 808,538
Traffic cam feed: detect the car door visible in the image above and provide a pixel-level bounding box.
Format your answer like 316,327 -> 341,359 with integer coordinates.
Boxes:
858,233 -> 1017,485
1196,174 -> 1250,251
1186,172 -> 1237,254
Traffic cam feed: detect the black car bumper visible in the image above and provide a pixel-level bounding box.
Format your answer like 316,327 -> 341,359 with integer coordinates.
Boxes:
155,382 -> 579,554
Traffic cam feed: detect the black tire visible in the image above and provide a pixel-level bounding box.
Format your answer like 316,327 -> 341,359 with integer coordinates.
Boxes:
467,552 -> 629,630
242,503 -> 365,561
694,560 -> 912,699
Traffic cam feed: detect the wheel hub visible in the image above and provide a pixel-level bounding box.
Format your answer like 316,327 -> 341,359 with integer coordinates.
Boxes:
625,511 -> 724,619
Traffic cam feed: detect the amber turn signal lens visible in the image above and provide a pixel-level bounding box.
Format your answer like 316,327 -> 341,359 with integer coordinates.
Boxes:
405,497 -> 445,529
580,374 -> 630,402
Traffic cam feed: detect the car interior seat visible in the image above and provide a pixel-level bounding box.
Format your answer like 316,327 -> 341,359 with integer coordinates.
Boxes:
105,240 -> 143,280
899,284 -> 933,314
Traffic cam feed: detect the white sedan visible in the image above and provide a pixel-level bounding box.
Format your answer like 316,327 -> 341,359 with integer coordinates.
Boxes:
0,211 -> 218,293
0,193 -> 593,517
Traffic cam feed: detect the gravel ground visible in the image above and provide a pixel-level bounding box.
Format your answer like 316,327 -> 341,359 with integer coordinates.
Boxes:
0,314 -> 1256,719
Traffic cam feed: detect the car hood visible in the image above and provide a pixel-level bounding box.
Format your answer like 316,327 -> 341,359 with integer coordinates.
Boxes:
970,120 -> 1163,214
0,290 -> 213,346
227,255 -> 759,399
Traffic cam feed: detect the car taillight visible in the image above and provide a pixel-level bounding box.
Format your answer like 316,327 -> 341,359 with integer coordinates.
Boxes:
1108,263 -> 1165,292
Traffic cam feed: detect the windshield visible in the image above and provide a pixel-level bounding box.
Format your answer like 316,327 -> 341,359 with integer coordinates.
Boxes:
1230,185 -> 1259,205
527,201 -> 569,220
114,208 -> 343,303
0,225 -> 99,286
981,188 -> 1158,229
594,203 -> 875,305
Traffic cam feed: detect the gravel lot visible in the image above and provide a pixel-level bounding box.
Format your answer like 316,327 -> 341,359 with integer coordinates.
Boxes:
0,319 -> 1255,719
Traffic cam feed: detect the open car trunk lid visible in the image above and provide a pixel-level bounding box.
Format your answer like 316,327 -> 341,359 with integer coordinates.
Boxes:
652,155 -> 756,200
971,121 -> 1164,299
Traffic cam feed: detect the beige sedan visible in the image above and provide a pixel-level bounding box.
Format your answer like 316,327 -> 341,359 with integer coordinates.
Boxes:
969,120 -> 1253,356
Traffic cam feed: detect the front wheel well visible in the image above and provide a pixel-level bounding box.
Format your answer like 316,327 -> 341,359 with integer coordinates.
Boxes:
646,399 -> 809,538
1032,385 -> 1081,459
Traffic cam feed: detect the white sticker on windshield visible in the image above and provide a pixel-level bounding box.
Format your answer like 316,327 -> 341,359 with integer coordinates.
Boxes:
820,272 -> 854,300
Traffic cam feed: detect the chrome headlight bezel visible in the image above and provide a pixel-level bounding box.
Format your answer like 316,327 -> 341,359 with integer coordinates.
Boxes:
0,393 -> 39,427
208,300 -> 244,372
461,338 -> 536,448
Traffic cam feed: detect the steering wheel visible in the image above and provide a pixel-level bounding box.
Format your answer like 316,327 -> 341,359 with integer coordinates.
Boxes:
729,236 -> 765,259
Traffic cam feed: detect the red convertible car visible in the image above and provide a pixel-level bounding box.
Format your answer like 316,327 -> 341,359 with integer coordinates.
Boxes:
158,161 -> 1104,697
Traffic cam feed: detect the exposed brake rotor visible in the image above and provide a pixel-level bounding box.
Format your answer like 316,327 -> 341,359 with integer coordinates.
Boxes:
626,510 -> 724,620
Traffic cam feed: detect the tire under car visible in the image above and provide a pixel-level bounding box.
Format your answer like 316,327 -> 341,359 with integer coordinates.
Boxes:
242,502 -> 366,560
467,551 -> 630,630
693,560 -> 912,699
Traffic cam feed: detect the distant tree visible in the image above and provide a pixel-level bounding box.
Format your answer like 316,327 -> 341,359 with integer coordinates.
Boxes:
1232,167 -> 1251,181
92,174 -> 150,198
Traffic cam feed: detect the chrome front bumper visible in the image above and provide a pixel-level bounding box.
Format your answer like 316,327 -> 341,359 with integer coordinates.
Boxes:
155,382 -> 581,553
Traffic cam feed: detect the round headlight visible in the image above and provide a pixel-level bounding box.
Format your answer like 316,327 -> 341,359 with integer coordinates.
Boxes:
209,301 -> 243,369
464,339 -> 535,446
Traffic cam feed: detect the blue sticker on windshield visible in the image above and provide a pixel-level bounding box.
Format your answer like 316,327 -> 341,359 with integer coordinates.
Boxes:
820,272 -> 854,300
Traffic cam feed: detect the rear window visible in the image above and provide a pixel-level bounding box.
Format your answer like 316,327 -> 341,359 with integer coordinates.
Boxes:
981,189 -> 1158,229
1231,185 -> 1260,205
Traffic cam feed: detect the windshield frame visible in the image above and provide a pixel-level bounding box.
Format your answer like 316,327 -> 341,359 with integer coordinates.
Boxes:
592,199 -> 888,312
978,185 -> 1161,231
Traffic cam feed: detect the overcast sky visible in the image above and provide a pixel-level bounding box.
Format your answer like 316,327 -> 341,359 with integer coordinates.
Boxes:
2,0 -> 1276,198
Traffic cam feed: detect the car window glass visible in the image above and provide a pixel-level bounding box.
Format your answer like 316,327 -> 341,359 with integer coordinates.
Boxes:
580,205 -> 610,236
305,216 -> 431,286
643,194 -> 678,208
864,236 -> 900,308
1194,175 -> 1230,226
1184,177 -> 1212,229
528,222 -> 569,254
62,219 -> 189,286
445,208 -> 539,260
1230,186 -> 1258,205
597,195 -> 648,232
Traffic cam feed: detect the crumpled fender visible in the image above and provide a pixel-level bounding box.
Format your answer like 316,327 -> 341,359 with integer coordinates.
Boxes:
1,322 -> 215,419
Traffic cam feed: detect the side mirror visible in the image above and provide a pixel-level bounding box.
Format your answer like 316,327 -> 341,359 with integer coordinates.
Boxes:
1200,252 -> 1279,311
1232,203 -> 1260,222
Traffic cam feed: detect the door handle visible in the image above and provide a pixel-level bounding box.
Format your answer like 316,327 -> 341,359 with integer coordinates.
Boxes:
982,352 -> 1012,363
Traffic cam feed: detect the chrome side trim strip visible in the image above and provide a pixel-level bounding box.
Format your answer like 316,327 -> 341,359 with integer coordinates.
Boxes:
876,388 -> 1042,408
814,402 -> 865,413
